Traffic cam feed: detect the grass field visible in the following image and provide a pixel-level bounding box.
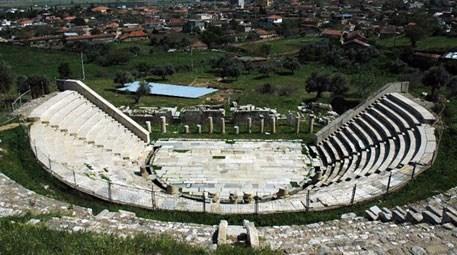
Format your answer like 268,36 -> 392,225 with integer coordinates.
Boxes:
0,216 -> 278,255
375,36 -> 457,51
238,36 -> 320,56
0,42 -> 398,113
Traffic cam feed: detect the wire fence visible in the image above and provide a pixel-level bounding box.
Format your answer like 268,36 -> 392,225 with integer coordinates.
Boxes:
27,120 -> 438,215
11,90 -> 31,112
32,140 -> 164,211
32,129 -> 437,214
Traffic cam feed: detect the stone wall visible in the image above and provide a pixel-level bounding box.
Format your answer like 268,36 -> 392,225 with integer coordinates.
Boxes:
181,108 -> 225,125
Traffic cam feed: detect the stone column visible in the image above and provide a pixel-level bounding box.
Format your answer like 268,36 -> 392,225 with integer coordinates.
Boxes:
184,125 -> 190,134
259,115 -> 264,134
160,116 -> 167,134
196,124 -> 202,134
146,121 -> 152,133
217,220 -> 228,245
220,117 -> 225,134
271,116 -> 276,134
234,125 -> 240,135
208,117 -> 214,134
247,117 -> 252,134
295,116 -> 301,134
308,114 -> 315,134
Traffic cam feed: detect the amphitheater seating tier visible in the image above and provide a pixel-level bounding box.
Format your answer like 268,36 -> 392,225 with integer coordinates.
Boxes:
27,88 -> 438,214
30,90 -> 149,163
314,93 -> 436,187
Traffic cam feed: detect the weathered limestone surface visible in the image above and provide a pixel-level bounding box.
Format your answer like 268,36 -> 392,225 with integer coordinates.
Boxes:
2,172 -> 457,254
152,139 -> 312,199
0,173 -> 91,218
217,220 -> 228,245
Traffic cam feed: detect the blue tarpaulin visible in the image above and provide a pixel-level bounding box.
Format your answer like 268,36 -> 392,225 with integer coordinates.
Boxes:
118,81 -> 218,99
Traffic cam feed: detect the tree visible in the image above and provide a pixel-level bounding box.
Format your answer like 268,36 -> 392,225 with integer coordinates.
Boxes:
298,40 -> 330,63
446,76 -> 457,97
306,72 -> 330,99
135,62 -> 150,76
405,23 -> 425,48
422,65 -> 450,99
257,44 -> 272,57
164,65 -> 176,77
282,57 -> 301,74
330,73 -> 348,95
16,75 -> 29,94
221,64 -> 241,81
200,26 -> 225,48
150,66 -> 171,80
57,63 -> 72,79
0,61 -> 15,95
114,71 -> 134,86
259,63 -> 275,77
134,80 -> 150,104
96,50 -> 130,66
257,83 -> 275,94
27,75 -> 50,99
72,17 -> 86,26
128,46 -> 141,56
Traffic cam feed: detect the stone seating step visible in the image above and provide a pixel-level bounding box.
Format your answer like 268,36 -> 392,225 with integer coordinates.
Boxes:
381,96 -> 420,127
343,125 -> 365,150
411,125 -> 428,164
377,139 -> 395,173
59,103 -> 94,132
337,130 -> 356,155
29,90 -> 75,120
388,93 -> 435,124
401,130 -> 417,166
374,101 -> 410,131
369,141 -> 387,175
357,117 -> 383,144
349,121 -> 374,147
329,135 -> 348,159
40,93 -> 81,123
324,139 -> 340,162
362,111 -> 393,139
389,135 -> 406,169
48,98 -> 86,127
368,106 -> 401,135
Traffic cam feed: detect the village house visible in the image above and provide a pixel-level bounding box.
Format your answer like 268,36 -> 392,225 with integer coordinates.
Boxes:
266,15 -> 283,24
91,6 -> 110,14
321,28 -> 342,40
254,28 -> 277,39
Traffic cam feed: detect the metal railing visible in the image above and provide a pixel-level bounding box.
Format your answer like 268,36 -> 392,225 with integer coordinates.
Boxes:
32,140 -> 161,211
11,90 -> 31,111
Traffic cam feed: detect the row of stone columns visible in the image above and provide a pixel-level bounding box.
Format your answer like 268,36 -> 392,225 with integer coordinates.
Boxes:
148,115 -> 315,135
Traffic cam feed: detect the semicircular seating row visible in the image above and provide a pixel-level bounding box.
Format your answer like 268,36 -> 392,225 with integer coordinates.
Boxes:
29,90 -> 151,185
310,92 -> 437,188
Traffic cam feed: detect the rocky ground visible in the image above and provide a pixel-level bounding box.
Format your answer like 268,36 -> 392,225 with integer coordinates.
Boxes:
260,217 -> 457,254
2,170 -> 457,254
